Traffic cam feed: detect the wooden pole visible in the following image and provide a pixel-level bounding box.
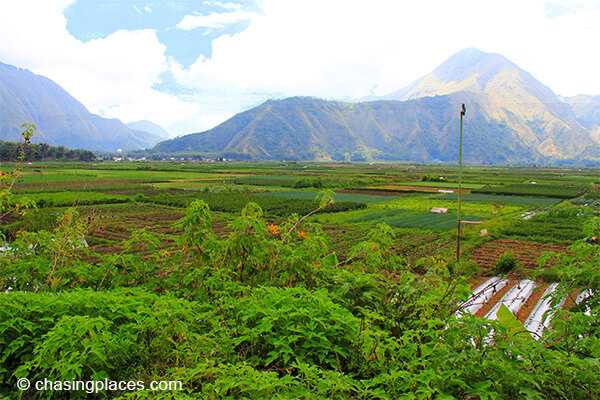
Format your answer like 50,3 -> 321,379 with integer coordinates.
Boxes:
457,104 -> 465,262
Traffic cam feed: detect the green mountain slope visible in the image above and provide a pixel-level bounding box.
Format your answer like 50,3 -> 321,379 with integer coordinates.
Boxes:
153,94 -> 548,163
154,48 -> 598,164
378,48 -> 597,160
0,62 -> 157,151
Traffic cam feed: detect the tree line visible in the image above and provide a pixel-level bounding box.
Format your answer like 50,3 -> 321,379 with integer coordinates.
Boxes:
0,140 -> 96,162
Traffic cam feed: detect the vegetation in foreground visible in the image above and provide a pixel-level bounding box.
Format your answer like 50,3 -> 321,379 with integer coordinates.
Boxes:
1,131 -> 599,399
1,197 -> 599,399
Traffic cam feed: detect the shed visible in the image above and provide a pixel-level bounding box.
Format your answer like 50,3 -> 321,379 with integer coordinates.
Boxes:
430,207 -> 448,214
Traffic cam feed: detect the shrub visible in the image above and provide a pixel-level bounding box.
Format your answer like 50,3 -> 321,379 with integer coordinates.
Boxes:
495,251 -> 517,274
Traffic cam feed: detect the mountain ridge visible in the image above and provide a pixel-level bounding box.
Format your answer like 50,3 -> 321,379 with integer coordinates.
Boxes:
153,48 -> 599,164
0,62 -> 158,151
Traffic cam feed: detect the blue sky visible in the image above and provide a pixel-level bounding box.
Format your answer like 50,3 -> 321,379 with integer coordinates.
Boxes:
1,0 -> 600,136
64,1 -> 261,67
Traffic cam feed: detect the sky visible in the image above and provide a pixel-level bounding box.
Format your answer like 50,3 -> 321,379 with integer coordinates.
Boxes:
1,0 -> 600,137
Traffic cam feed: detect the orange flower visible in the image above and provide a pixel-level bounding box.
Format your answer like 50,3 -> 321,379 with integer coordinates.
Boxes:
268,224 -> 280,234
312,262 -> 321,268
297,230 -> 307,239
163,250 -> 170,257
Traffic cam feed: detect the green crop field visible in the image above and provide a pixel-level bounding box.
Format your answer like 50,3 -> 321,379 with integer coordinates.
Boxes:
473,183 -> 587,198
433,192 -> 563,206
256,190 -> 401,203
385,212 -> 483,231
1,159 -> 599,400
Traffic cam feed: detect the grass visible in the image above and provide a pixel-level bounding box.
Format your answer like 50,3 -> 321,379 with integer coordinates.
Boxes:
433,193 -> 562,206
378,181 -> 486,189
347,209 -> 411,223
17,191 -> 131,207
472,183 -> 587,199
385,213 -> 483,231
256,191 -> 401,203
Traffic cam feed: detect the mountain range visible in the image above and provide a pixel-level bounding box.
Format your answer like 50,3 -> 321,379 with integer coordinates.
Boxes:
154,48 -> 599,164
0,62 -> 164,151
1,49 -> 599,163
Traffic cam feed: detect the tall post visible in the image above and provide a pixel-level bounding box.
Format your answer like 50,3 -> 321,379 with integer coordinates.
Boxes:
457,104 -> 465,262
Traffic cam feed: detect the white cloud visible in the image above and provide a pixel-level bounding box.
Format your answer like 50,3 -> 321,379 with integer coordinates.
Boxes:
203,1 -> 242,11
133,4 -> 142,16
144,6 -> 152,14
2,0 -> 600,138
172,0 -> 600,99
0,0 -> 200,136
176,10 -> 257,30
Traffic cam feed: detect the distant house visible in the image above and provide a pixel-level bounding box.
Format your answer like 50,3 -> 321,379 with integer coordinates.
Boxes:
430,207 -> 448,214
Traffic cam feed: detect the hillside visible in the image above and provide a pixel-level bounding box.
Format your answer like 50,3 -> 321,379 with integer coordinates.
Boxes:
153,94 -> 552,163
153,49 -> 598,164
126,120 -> 169,146
369,48 -> 598,161
566,95 -> 600,143
0,62 -> 158,151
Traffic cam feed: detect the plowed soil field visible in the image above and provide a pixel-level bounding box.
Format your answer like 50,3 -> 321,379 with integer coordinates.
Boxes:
470,239 -> 567,270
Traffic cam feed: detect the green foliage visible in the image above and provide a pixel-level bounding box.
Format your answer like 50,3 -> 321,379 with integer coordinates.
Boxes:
346,208 -> 409,223
142,191 -> 365,216
1,162 -> 600,399
232,287 -> 360,370
0,140 -> 96,162
503,205 -> 593,244
259,190 -> 398,204
21,191 -> 130,207
435,192 -> 562,206
495,251 -> 518,274
386,212 -> 482,231
473,183 -> 586,198
0,289 -> 225,398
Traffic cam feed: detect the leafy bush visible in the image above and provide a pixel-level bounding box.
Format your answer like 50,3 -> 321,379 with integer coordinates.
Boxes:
232,287 -> 360,370
1,184 -> 600,399
0,289 -> 226,398
495,251 -> 517,274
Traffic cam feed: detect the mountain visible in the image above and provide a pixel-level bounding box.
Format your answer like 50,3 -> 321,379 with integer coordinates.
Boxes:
565,95 -> 600,143
153,48 -> 598,164
373,48 -> 598,160
151,94 -> 567,163
126,120 -> 169,142
0,62 -> 157,151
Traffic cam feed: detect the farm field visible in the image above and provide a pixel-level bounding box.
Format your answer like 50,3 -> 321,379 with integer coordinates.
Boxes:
1,159 -> 599,399
4,160 -> 598,262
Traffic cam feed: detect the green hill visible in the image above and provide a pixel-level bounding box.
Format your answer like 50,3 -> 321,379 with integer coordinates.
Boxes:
153,49 -> 599,164
0,62 -> 159,151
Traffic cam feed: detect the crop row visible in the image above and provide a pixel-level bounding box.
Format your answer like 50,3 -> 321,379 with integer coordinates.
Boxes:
434,193 -> 562,206
472,183 -> 586,199
502,212 -> 589,244
17,192 -> 131,208
385,212 -> 482,231
258,190 -> 400,204
347,209 -> 410,223
140,192 -> 366,217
